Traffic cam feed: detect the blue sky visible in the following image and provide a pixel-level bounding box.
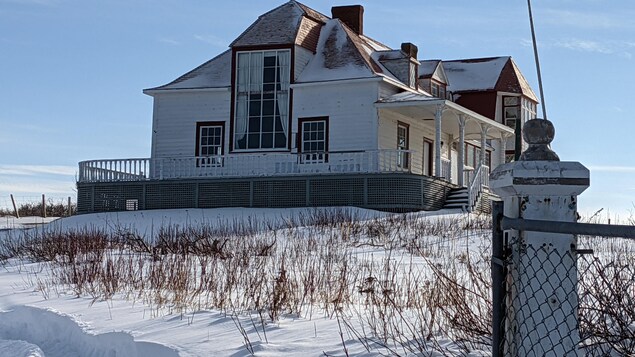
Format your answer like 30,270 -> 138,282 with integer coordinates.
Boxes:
1,0 -> 633,217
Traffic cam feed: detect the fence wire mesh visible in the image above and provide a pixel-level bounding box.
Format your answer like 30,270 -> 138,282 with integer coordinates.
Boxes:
499,236 -> 635,356
503,243 -> 578,356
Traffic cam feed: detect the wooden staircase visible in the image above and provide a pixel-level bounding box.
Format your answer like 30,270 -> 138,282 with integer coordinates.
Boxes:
443,187 -> 469,211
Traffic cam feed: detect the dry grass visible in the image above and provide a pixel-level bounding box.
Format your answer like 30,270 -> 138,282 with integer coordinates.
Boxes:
1,208 -> 633,356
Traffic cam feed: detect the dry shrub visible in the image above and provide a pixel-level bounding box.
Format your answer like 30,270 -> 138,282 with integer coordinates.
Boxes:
0,199 -> 76,217
2,209 -> 634,356
579,236 -> 635,356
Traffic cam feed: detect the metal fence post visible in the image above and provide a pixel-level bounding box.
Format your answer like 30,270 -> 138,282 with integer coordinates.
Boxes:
491,200 -> 505,357
489,119 -> 589,356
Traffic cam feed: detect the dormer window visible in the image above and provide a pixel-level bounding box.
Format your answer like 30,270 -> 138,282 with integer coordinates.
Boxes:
431,81 -> 446,99
234,50 -> 290,150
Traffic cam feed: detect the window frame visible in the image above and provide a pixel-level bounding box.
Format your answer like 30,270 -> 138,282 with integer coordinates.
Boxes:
231,48 -> 292,152
430,79 -> 447,99
195,121 -> 225,167
397,121 -> 410,169
298,117 -> 329,163
503,95 -> 520,129
464,142 -> 492,168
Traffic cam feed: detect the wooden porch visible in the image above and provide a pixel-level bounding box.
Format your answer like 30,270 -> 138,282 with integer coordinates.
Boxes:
77,149 -> 491,214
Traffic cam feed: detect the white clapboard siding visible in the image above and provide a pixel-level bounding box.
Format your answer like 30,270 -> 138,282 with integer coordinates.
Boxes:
294,46 -> 314,81
292,81 -> 380,152
378,109 -> 450,177
151,90 -> 231,159
378,80 -> 400,99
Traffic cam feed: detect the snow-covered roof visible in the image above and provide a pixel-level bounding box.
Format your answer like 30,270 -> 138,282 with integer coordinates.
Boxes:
377,91 -> 436,104
144,2 -> 536,100
145,50 -> 232,91
296,19 -> 375,83
443,57 -> 509,92
231,1 -> 327,47
145,1 -> 421,91
418,60 -> 441,78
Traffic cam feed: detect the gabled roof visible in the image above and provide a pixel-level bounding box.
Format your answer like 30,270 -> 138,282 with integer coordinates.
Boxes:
443,57 -> 509,92
498,59 -> 538,101
230,1 -> 328,48
145,1 -> 422,91
418,59 -> 448,84
145,50 -> 232,91
144,2 -> 537,100
442,56 -> 538,101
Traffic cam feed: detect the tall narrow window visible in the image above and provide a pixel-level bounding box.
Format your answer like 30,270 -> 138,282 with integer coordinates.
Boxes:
431,82 -> 439,97
397,122 -> 409,169
196,122 -> 224,167
503,96 -> 520,128
521,98 -> 536,124
299,117 -> 328,163
234,50 -> 290,150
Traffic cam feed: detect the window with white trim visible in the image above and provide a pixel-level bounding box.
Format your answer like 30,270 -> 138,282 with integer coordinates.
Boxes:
521,97 -> 537,124
503,96 -> 520,129
198,124 -> 223,167
234,50 -> 290,150
300,118 -> 327,163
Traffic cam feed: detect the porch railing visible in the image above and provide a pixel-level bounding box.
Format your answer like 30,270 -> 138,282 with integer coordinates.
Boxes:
78,158 -> 150,183
78,150 -> 418,183
441,158 -> 451,181
467,164 -> 490,212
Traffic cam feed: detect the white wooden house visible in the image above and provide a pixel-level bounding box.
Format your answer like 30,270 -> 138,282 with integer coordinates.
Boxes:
77,1 -> 537,213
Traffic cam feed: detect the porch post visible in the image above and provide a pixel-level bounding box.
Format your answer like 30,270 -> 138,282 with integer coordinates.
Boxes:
480,125 -> 489,166
447,134 -> 454,182
434,104 -> 443,177
458,114 -> 466,186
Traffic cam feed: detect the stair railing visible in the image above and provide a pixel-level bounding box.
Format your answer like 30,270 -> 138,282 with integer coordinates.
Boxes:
467,164 -> 489,212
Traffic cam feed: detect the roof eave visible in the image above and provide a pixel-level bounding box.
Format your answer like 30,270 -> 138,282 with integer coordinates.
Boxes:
143,87 -> 231,96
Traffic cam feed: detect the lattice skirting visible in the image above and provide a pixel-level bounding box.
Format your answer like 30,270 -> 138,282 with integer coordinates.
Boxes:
77,173 -> 456,214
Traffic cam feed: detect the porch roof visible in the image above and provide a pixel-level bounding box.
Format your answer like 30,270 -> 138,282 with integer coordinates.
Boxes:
375,92 -> 514,140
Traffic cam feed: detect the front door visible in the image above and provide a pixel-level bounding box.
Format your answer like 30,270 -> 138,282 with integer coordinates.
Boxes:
422,138 -> 433,176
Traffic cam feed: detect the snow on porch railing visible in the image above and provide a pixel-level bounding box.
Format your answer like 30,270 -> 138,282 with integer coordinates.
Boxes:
77,150 -> 417,183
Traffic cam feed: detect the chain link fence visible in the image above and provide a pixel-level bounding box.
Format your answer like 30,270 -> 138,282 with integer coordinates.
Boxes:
493,200 -> 635,357
497,238 -> 635,356
503,243 -> 579,356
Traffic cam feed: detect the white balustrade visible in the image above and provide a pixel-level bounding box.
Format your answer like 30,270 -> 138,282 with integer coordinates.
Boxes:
78,150 -> 419,183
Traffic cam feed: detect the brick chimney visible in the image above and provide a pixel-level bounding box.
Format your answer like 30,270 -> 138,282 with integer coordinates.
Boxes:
378,42 -> 420,90
401,42 -> 418,60
331,5 -> 364,35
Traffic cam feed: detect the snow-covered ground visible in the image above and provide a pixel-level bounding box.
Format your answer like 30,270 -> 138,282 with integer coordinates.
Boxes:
0,207 -> 479,357
0,216 -> 59,231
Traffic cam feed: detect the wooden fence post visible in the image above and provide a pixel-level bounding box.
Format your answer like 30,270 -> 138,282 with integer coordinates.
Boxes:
10,194 -> 19,218
42,194 -> 46,218
68,196 -> 72,216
